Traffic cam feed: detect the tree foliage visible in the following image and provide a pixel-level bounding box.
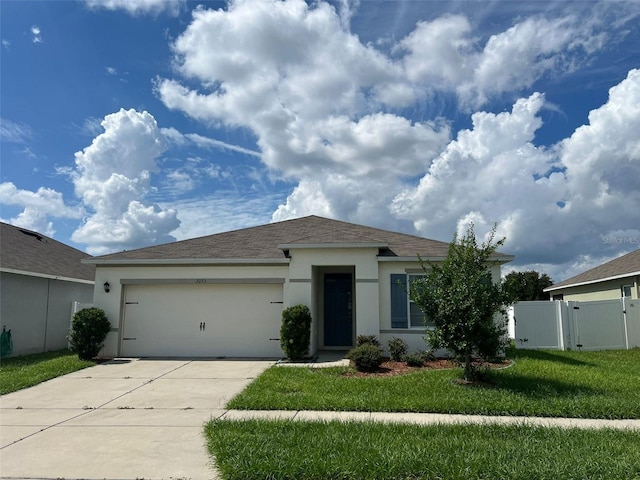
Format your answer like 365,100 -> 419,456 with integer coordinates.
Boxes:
410,224 -> 511,381
503,270 -> 553,302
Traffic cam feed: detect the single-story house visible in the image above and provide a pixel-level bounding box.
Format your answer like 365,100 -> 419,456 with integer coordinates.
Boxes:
544,248 -> 640,302
86,215 -> 513,358
0,222 -> 95,356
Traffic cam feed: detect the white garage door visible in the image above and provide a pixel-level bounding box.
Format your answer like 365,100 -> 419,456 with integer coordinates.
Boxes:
120,283 -> 284,357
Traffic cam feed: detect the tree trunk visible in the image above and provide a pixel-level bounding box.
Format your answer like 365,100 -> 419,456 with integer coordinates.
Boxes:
463,347 -> 473,381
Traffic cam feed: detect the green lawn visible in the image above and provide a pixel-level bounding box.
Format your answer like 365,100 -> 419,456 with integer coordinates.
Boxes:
207,419 -> 640,480
0,349 -> 94,395
228,348 -> 640,419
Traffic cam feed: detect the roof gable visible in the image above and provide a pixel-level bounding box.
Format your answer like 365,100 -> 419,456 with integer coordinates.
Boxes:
0,222 -> 95,282
546,248 -> 640,291
87,215 -> 513,264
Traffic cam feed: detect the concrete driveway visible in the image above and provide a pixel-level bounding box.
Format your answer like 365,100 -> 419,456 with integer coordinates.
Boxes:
0,358 -> 273,480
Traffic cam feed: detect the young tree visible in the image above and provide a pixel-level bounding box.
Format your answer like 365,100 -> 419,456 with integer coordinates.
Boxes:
410,224 -> 511,381
503,270 -> 553,302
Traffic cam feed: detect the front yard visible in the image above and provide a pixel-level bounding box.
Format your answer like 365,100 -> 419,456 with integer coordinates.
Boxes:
207,420 -> 640,480
228,348 -> 640,419
0,349 -> 94,395
209,348 -> 640,479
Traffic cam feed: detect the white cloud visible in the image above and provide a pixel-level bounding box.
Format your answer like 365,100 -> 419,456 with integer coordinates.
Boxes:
70,109 -> 180,254
270,113 -> 450,228
156,0 -> 401,126
272,179 -> 333,222
185,133 -> 261,157
152,0 -> 638,280
156,0 -> 450,228
84,0 -> 184,16
0,118 -> 32,143
160,128 -> 260,157
0,182 -> 83,236
399,14 -> 603,108
399,15 -> 474,88
31,25 -> 42,43
392,93 -> 558,245
2,39 -> 10,49
161,191 -> 285,241
106,66 -> 118,75
392,69 -> 640,276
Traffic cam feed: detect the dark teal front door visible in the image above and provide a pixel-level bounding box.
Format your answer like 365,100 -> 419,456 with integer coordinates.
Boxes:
324,273 -> 353,347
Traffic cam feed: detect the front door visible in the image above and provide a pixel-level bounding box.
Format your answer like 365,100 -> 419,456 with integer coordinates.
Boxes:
324,273 -> 353,347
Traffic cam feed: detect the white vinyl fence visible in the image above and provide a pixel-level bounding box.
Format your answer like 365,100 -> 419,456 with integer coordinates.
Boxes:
68,301 -> 94,348
513,298 -> 640,351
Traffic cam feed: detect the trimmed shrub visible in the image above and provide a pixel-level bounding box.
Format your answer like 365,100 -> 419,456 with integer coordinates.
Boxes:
347,344 -> 382,372
280,304 -> 312,360
403,352 -> 424,367
69,307 -> 111,360
421,348 -> 436,362
356,335 -> 381,348
387,337 -> 408,361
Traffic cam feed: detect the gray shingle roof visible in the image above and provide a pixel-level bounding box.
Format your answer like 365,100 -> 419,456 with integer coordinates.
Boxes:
0,222 -> 95,282
546,248 -> 640,291
87,215 -> 513,264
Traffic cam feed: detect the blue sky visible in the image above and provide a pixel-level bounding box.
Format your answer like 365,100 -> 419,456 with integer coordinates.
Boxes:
1,0 -> 639,282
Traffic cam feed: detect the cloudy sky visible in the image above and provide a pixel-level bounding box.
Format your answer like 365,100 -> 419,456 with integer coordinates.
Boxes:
1,0 -> 639,282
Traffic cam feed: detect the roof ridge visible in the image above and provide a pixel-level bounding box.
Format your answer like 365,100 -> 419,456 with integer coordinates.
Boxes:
547,247 -> 640,289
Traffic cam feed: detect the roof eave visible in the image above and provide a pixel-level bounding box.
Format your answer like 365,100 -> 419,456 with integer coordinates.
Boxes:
377,255 -> 514,263
544,270 -> 640,292
0,267 -> 95,284
84,257 -> 291,266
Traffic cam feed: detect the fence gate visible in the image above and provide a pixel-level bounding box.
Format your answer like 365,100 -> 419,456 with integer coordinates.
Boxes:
625,298 -> 640,348
568,300 -> 626,350
514,298 -> 636,351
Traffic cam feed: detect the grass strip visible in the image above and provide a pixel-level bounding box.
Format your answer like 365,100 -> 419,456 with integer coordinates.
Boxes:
0,349 -> 94,395
207,419 -> 640,480
228,348 -> 640,419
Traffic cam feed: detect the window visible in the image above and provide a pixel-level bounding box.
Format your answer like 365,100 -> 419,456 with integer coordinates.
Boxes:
390,274 -> 434,329
622,285 -> 632,298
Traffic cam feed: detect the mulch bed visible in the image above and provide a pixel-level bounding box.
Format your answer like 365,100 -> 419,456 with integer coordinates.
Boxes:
343,357 -> 512,378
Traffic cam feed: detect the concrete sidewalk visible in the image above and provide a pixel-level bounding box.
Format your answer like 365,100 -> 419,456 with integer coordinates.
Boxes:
218,408 -> 640,430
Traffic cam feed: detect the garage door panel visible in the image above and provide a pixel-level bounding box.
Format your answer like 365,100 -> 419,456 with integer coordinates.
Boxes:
121,284 -> 283,357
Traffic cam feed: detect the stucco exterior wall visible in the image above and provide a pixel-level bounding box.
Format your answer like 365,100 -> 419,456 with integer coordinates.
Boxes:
0,272 -> 94,356
552,276 -> 639,302
378,261 -> 504,354
287,247 -> 380,353
91,252 -> 508,358
92,264 -> 290,357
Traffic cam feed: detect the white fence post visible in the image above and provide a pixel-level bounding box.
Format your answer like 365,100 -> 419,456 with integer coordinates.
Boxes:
69,301 -> 94,348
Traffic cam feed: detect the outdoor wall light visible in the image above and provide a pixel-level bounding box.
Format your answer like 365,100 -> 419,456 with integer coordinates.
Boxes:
103,281 -> 110,293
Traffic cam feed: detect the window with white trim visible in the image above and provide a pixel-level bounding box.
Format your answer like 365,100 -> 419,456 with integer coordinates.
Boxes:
390,273 -> 434,329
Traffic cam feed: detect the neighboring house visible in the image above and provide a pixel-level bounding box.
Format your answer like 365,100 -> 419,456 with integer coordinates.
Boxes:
544,248 -> 640,302
0,222 -> 95,356
86,216 -> 513,358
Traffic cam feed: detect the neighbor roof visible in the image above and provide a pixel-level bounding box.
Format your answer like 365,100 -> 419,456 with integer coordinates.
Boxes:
0,222 -> 95,282
545,248 -> 640,292
86,215 -> 513,265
